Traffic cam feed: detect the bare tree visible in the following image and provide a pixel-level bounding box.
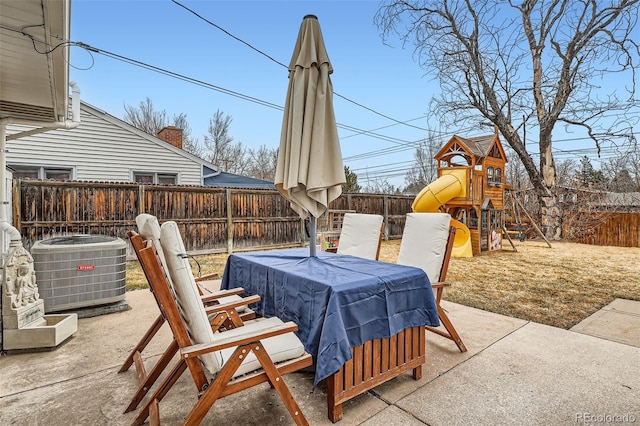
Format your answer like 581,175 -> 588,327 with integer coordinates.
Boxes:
555,158 -> 578,187
172,113 -> 204,158
123,97 -> 167,135
610,168 -> 637,192
602,144 -> 640,191
628,147 -> 640,189
504,146 -> 530,190
376,0 -> 639,239
404,134 -> 441,194
246,145 -> 278,181
603,155 -> 638,191
123,98 -> 204,157
203,110 -> 248,174
363,178 -> 398,194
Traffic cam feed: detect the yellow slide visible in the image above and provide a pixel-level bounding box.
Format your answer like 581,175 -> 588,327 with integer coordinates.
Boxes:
411,169 -> 473,258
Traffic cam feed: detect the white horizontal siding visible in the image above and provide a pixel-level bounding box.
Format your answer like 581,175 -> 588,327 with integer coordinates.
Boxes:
6,104 -> 205,185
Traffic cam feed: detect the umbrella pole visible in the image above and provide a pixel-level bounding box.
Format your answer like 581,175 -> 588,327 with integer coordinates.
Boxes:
309,216 -> 317,256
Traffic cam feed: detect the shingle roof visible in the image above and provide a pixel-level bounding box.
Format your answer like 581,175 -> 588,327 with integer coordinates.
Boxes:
595,192 -> 640,207
456,135 -> 496,158
203,171 -> 275,190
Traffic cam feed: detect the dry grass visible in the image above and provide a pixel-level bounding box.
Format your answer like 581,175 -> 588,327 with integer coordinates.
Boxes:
127,240 -> 640,329
380,239 -> 640,329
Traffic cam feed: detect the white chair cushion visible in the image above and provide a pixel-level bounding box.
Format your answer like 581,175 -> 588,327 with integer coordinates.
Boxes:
337,213 -> 383,260
160,222 -> 305,376
137,214 -> 247,312
217,317 -> 306,378
136,213 -> 169,279
397,213 -> 451,283
160,221 -> 224,373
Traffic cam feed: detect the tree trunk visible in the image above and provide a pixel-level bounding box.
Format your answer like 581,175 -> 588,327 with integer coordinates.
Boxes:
537,131 -> 562,240
539,193 -> 562,240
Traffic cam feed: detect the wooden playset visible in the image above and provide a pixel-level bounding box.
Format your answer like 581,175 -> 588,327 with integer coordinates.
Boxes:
412,132 -> 508,256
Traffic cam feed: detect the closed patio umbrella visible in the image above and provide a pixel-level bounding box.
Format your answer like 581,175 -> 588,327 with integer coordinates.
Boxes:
275,14 -> 345,256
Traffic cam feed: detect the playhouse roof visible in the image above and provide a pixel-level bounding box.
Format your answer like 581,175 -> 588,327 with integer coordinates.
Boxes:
458,135 -> 496,158
435,133 -> 507,163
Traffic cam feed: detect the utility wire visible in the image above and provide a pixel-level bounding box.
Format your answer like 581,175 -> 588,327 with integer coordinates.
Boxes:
72,42 -> 426,150
170,0 -> 429,131
10,17 -> 637,172
6,21 -> 429,156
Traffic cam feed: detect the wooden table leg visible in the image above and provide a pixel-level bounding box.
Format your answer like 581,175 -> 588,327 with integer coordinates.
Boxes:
326,369 -> 343,423
324,326 -> 425,423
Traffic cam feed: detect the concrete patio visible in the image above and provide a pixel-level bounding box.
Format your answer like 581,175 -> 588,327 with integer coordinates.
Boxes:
1,288 -> 639,425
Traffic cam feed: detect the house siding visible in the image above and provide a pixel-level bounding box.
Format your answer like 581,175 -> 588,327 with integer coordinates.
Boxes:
6,103 -> 204,185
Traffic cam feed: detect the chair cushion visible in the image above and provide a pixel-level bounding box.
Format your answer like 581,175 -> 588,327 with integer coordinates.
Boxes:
136,214 -> 168,277
160,222 -> 305,376
337,213 -> 383,260
217,317 -> 306,378
397,213 -> 451,283
160,221 -> 224,373
137,214 -> 247,312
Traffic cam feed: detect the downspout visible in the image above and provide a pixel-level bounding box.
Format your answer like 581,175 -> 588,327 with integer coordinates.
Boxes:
0,82 -> 81,225
0,222 -> 21,242
0,218 -> 21,268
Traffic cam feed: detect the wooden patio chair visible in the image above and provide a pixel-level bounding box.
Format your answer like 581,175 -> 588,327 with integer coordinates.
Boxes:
334,213 -> 385,260
133,213 -> 250,306
397,213 -> 467,352
130,221 -> 313,425
120,214 -> 258,413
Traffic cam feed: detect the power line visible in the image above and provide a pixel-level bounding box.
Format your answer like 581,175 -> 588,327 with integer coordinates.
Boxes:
170,0 -> 429,131
78,43 -> 285,111
340,116 -> 426,139
350,160 -> 415,172
170,0 -> 287,69
68,8 -> 640,170
82,42 -> 437,163
72,42 -> 430,152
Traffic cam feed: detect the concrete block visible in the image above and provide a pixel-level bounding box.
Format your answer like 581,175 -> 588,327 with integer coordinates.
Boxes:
3,313 -> 77,351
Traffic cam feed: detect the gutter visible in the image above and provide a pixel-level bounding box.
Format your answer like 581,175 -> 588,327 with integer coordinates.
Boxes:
0,82 -> 81,224
1,81 -> 81,140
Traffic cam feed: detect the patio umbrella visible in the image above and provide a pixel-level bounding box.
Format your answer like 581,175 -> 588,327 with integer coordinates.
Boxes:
275,14 -> 345,256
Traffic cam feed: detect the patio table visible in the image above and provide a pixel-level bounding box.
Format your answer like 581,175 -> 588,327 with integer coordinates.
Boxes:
221,248 -> 439,421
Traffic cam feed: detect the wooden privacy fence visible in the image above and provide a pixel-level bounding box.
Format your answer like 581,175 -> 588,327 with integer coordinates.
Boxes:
13,180 -> 415,255
563,212 -> 640,248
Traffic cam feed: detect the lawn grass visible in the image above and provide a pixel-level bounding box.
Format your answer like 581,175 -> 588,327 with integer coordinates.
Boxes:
126,239 -> 640,329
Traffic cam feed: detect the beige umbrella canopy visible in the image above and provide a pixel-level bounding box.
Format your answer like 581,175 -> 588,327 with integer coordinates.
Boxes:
275,14 -> 345,255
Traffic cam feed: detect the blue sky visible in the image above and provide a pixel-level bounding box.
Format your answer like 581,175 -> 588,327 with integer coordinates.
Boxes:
69,0 -> 439,188
69,0 -> 639,188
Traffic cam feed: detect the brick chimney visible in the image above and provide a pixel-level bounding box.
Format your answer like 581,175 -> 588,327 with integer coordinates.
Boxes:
157,126 -> 183,149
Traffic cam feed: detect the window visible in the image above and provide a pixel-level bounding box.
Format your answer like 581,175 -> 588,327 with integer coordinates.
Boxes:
10,165 -> 72,180
45,169 -> 72,180
133,173 -> 154,184
495,168 -> 502,186
158,174 -> 177,185
132,172 -> 177,184
11,167 -> 39,179
487,167 -> 494,185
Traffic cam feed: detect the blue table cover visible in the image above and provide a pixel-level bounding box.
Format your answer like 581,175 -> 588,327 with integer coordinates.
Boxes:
220,248 -> 439,387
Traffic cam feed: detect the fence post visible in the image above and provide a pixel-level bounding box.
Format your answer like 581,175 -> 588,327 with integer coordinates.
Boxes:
226,188 -> 233,254
138,184 -> 145,214
383,194 -> 389,240
12,178 -> 20,231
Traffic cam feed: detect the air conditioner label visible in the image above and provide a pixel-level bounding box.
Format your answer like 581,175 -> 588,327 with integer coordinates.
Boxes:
77,264 -> 96,271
